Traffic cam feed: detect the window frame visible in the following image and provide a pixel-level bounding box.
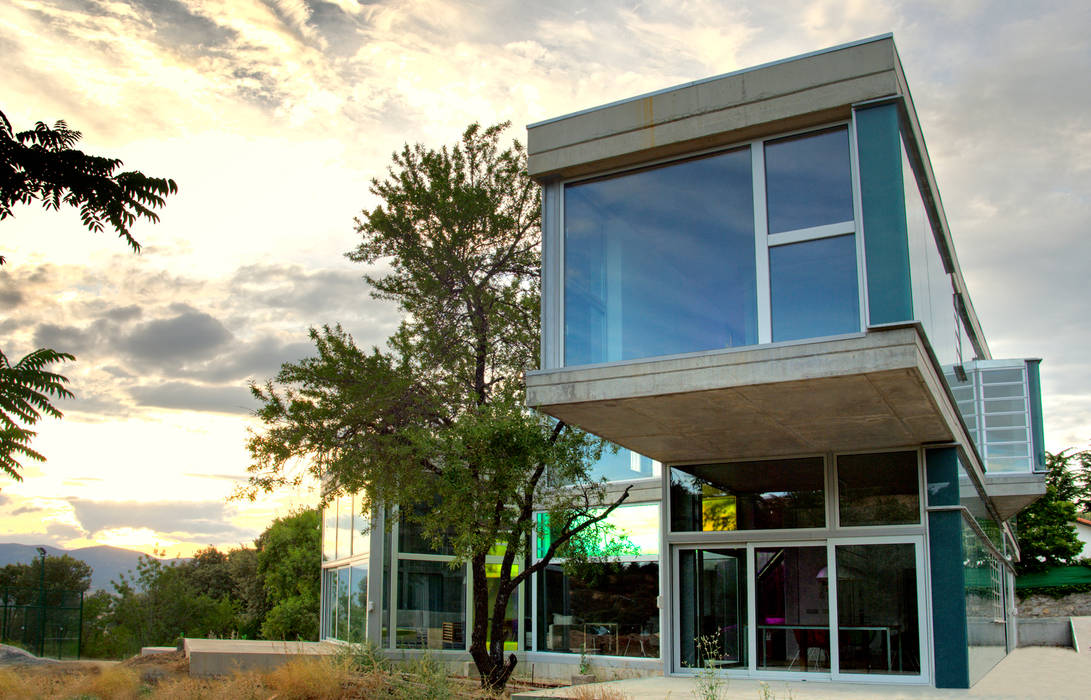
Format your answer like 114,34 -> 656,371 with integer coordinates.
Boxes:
552,119 -> 867,369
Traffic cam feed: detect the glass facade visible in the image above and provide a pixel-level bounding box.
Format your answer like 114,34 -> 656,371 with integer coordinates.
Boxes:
835,544 -> 920,675
395,559 -> 466,650
564,148 -> 757,366
963,518 -> 1007,684
678,548 -> 748,670
562,125 -> 861,368
837,451 -> 920,527
756,546 -> 830,672
945,361 -> 1036,473
670,458 -> 826,532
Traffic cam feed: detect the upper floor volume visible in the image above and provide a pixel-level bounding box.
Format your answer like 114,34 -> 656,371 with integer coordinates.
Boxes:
524,35 -> 1044,488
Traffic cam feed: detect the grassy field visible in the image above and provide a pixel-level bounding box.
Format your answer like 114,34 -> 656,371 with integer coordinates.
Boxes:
0,650 -> 623,700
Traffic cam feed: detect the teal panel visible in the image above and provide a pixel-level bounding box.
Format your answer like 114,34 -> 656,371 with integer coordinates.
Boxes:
856,104 -> 913,325
926,447 -> 970,689
1027,360 -> 1046,471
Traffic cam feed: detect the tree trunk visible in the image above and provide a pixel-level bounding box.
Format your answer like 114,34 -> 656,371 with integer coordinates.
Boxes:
467,553 -> 520,690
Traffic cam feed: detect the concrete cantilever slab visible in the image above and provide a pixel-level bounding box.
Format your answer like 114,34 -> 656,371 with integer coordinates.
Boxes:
526,325 -> 971,465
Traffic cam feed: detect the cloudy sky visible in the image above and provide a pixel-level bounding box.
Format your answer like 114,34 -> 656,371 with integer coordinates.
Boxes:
1,0 -> 1088,557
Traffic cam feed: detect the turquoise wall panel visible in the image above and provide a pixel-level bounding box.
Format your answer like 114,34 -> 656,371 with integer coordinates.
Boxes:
926,446 -> 970,688
856,104 -> 913,325
1027,359 -> 1046,471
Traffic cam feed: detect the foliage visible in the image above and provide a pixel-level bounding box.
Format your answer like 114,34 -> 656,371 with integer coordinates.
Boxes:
0,347 -> 75,481
1015,450 -> 1085,574
257,509 -> 320,640
0,553 -> 91,593
0,108 -> 176,266
244,123 -> 631,691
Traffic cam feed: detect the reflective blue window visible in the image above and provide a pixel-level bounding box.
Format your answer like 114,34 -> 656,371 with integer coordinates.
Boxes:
586,446 -> 660,482
765,128 -> 853,234
770,234 -> 860,342
564,148 -> 756,366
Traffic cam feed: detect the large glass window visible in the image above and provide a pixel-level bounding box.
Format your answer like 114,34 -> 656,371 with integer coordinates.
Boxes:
678,548 -> 748,670
837,451 -> 920,526
564,148 -> 757,366
964,519 -> 1007,683
335,566 -> 350,641
770,234 -> 860,342
322,500 -> 336,563
585,446 -> 661,482
537,561 -> 659,658
765,128 -> 854,234
836,544 -> 920,674
349,564 -> 368,643
396,559 -> 466,650
671,458 -> 826,532
336,495 -> 353,560
756,546 -> 829,671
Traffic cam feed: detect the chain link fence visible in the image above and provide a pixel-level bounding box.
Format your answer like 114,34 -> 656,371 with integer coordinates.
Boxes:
0,587 -> 83,659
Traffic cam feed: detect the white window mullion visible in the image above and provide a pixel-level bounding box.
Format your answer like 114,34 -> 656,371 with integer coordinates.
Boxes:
753,143 -> 771,344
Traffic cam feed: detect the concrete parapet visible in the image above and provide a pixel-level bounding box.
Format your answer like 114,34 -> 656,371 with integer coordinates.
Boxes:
183,638 -> 339,677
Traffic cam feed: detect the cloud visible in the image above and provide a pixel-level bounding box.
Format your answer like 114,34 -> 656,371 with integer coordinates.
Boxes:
121,306 -> 234,364
129,381 -> 256,414
46,522 -> 85,541
68,498 -> 248,539
0,494 -> 9,506
12,506 -> 45,516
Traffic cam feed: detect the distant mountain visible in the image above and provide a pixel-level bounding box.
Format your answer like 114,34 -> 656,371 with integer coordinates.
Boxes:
0,543 -> 188,592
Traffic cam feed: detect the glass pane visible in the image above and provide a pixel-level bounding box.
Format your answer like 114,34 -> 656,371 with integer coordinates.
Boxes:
353,506 -> 370,560
336,567 -> 350,641
984,413 -> 1026,429
837,451 -> 920,526
765,128 -> 853,234
836,544 -> 920,675
981,369 -> 1023,384
322,502 -> 337,563
985,428 -> 1027,443
950,386 -> 975,402
586,446 -> 660,482
322,568 -> 337,638
770,234 -> 860,342
396,560 -> 466,649
963,520 -> 1007,682
337,495 -> 353,559
671,458 -> 825,532
988,443 -> 1029,458
984,398 -> 1026,414
398,504 -> 456,556
756,546 -> 829,671
679,549 -> 748,670
982,383 -> 1022,399
486,564 -> 519,652
349,565 -> 368,643
537,503 -> 659,559
564,148 -> 756,366
985,456 -> 1032,473
537,562 -> 659,658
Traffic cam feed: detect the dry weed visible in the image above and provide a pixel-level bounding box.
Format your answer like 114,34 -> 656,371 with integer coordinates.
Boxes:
566,685 -> 632,700
264,656 -> 352,699
73,665 -> 142,699
0,668 -> 34,699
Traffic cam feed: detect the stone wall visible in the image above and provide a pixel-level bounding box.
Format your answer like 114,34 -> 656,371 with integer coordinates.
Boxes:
1017,591 -> 1091,617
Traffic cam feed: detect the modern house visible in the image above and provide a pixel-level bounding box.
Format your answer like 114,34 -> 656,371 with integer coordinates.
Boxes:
319,35 -> 1047,689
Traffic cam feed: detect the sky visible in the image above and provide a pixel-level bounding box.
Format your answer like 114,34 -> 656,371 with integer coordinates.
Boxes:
1,0 -> 1089,558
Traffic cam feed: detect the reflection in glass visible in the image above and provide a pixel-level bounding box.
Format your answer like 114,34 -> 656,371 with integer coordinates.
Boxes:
352,507 -> 370,559
537,562 -> 659,658
765,128 -> 853,234
349,564 -> 368,643
537,503 -> 660,559
396,560 -> 466,649
836,544 -> 920,674
337,495 -> 353,560
398,503 -> 456,556
756,546 -> 829,671
585,446 -> 661,482
679,549 -> 747,670
670,459 -> 825,532
335,567 -> 350,641
770,234 -> 860,342
837,451 -> 920,526
964,518 -> 1007,683
486,564 -> 519,651
564,148 -> 756,366
322,502 -> 336,562
322,568 -> 337,638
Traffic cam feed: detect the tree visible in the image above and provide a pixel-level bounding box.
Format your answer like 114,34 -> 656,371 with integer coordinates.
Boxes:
0,108 -> 176,266
256,509 -> 320,640
0,553 -> 92,593
0,107 -> 176,480
1015,449 -> 1084,574
0,348 -> 74,481
244,123 -> 631,690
